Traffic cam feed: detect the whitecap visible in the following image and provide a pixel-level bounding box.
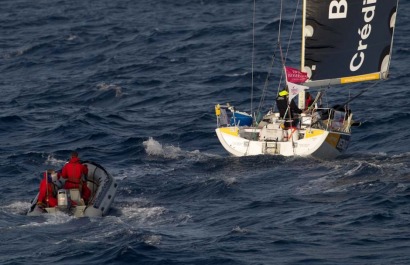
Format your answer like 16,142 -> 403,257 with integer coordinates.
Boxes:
1,201 -> 31,215
143,234 -> 162,245
44,154 -> 66,166
67,34 -> 78,41
143,137 -> 182,159
97,82 -> 123,97
232,226 -> 249,233
143,137 -> 221,160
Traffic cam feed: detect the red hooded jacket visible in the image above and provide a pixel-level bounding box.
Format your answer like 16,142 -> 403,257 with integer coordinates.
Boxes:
37,173 -> 58,207
61,157 -> 91,202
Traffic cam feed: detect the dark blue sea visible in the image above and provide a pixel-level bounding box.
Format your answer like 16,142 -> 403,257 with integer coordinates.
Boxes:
1,0 -> 409,264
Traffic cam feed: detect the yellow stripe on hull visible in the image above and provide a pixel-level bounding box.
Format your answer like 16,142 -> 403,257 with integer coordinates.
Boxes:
304,129 -> 325,139
325,133 -> 341,148
325,132 -> 351,152
219,127 -> 239,137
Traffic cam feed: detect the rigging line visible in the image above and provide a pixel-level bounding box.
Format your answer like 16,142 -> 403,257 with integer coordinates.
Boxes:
277,0 -> 289,94
257,40 -> 283,117
251,0 -> 256,117
277,0 -> 283,44
342,81 -> 380,106
278,0 -> 301,93
257,50 -> 278,115
284,0 -> 301,64
256,1 -> 282,117
277,0 -> 285,66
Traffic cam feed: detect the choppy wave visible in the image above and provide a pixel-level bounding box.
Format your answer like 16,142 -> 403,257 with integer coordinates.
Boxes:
1,0 -> 410,264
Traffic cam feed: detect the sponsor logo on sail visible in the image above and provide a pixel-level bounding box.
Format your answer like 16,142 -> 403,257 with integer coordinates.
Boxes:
328,0 -> 377,73
329,0 -> 347,19
350,0 -> 377,72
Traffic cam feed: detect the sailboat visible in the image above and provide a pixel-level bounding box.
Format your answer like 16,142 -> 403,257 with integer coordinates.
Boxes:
214,0 -> 399,159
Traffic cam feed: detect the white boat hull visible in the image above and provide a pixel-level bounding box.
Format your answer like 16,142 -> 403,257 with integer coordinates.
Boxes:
215,126 -> 350,159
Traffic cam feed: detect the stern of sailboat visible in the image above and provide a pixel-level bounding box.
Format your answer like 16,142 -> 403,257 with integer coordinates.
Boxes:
215,106 -> 352,159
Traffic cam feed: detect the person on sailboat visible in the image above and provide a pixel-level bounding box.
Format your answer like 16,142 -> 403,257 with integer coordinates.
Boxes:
61,151 -> 91,204
276,88 -> 302,128
305,92 -> 314,110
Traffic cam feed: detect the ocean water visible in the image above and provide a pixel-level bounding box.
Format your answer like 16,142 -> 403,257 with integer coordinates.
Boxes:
1,0 -> 410,264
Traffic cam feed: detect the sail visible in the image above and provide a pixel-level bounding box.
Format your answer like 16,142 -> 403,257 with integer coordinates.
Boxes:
301,0 -> 399,87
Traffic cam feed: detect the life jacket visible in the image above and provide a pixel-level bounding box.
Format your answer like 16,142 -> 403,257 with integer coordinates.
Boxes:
37,171 -> 59,207
62,158 -> 86,189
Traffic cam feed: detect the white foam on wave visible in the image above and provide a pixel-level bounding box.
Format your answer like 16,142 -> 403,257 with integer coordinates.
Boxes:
97,82 -> 123,97
143,137 -> 182,159
26,212 -> 74,227
143,234 -> 162,245
45,154 -> 66,166
1,201 -> 74,228
297,154 -> 410,195
392,152 -> 410,158
232,226 -> 249,233
223,176 -> 238,186
143,137 -> 220,160
115,196 -> 192,227
2,46 -> 29,59
1,201 -> 31,215
66,34 -> 78,41
122,204 -> 167,222
226,72 -> 248,77
296,174 -> 336,195
343,162 -> 364,177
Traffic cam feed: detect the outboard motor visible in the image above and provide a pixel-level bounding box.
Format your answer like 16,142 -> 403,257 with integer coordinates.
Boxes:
57,189 -> 71,210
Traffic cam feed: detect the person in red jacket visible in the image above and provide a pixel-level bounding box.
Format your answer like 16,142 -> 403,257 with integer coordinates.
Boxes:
305,92 -> 314,110
37,170 -> 59,207
61,152 -> 91,204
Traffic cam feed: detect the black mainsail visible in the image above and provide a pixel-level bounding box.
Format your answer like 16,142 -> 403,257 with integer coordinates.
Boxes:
302,0 -> 399,87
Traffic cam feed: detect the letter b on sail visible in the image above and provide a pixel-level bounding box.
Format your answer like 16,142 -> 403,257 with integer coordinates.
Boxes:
329,0 -> 348,19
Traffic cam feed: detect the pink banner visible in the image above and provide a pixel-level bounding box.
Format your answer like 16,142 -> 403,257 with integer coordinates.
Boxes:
285,66 -> 309,84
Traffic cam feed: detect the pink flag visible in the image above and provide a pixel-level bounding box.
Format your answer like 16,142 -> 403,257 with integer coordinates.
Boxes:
285,66 -> 309,84
287,81 -> 309,102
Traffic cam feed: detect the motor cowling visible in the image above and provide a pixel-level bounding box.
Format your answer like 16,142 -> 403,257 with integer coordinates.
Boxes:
57,189 -> 71,209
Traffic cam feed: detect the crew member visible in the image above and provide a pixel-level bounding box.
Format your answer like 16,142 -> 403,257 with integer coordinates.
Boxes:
37,170 -> 60,208
276,88 -> 302,127
305,92 -> 314,110
61,152 -> 91,204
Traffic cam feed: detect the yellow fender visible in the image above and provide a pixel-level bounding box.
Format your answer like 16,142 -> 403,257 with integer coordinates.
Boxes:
215,104 -> 221,116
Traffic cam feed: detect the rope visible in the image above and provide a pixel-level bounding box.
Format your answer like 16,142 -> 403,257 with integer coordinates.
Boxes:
257,51 -> 278,116
251,0 -> 256,118
278,0 -> 284,65
276,0 -> 301,111
277,0 -> 283,44
342,82 -> 380,106
253,0 -> 303,124
284,0 -> 301,63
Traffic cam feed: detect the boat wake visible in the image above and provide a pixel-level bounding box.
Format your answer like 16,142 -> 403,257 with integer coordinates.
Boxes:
296,152 -> 410,196
143,137 -> 220,160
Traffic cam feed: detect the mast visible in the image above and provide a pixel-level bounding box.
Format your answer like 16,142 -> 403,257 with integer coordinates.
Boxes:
298,0 -> 307,110
300,0 -> 307,73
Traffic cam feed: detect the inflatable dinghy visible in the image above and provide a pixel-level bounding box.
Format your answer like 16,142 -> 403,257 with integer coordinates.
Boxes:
27,161 -> 117,217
